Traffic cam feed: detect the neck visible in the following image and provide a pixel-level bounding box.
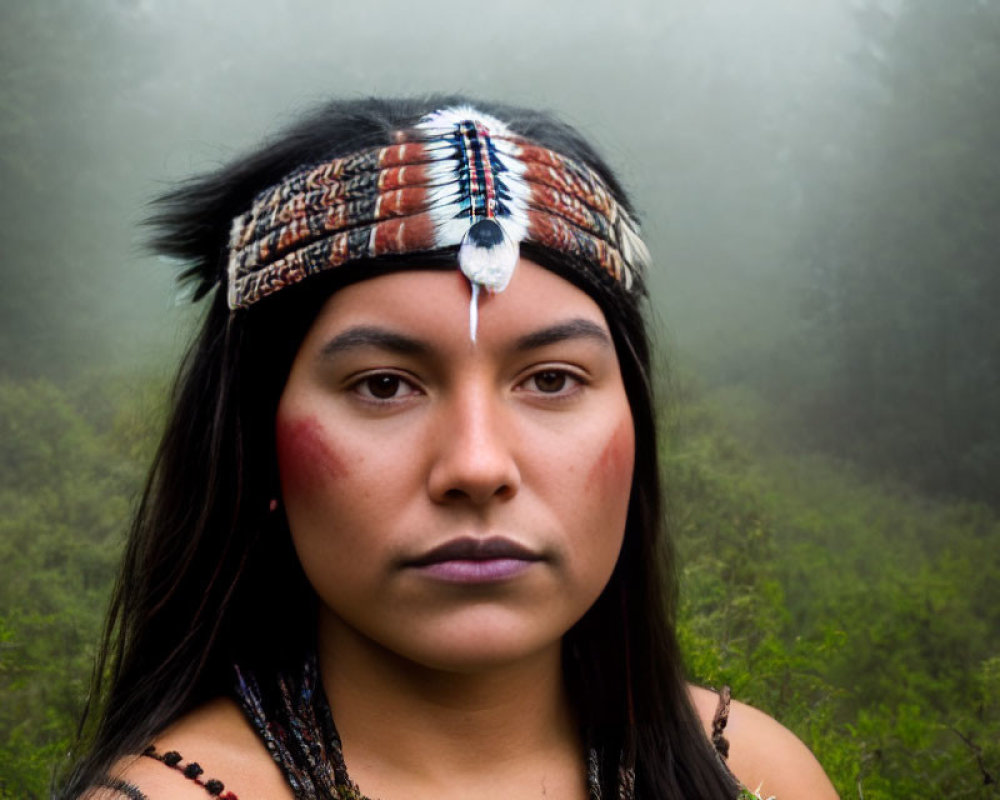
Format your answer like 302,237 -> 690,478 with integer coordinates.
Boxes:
317,613 -> 585,798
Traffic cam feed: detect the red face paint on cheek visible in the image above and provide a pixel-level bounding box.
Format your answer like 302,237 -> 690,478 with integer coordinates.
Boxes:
275,415 -> 347,497
589,418 -> 636,490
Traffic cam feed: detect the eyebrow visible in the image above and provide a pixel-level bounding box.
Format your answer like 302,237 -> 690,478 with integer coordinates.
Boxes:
513,318 -> 613,351
319,326 -> 428,358
318,318 -> 612,359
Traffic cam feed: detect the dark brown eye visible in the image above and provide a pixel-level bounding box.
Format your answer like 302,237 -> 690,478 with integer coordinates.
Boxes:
533,371 -> 568,393
365,375 -> 402,399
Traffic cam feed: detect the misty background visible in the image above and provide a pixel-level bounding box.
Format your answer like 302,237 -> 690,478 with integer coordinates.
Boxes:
2,0 -> 998,796
4,0 -> 997,504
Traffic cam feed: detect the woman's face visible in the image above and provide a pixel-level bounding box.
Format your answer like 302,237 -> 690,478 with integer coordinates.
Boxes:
276,260 -> 634,672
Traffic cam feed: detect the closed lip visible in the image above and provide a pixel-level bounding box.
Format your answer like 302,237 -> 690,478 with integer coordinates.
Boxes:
406,536 -> 542,567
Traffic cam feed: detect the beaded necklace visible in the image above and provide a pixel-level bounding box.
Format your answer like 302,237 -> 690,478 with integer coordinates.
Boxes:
233,656 -> 633,800
233,657 -> 760,800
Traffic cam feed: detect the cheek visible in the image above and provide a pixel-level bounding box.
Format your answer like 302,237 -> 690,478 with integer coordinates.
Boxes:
588,417 -> 636,497
275,414 -> 347,498
565,415 -> 634,573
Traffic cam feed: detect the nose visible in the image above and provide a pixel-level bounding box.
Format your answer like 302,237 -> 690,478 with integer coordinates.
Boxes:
426,383 -> 521,505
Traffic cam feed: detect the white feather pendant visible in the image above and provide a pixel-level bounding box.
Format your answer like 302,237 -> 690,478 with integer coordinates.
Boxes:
458,217 -> 520,292
459,217 -> 521,343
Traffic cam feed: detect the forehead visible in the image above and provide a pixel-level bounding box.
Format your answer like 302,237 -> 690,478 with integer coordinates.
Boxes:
298,260 -> 610,351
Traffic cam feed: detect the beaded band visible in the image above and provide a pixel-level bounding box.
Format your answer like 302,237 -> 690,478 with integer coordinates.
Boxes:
226,106 -> 650,335
141,745 -> 239,799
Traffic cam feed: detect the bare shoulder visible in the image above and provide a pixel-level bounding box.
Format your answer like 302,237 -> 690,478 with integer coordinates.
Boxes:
101,697 -> 292,800
688,685 -> 838,799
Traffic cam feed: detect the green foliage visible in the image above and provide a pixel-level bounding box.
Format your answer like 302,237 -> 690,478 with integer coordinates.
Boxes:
669,384 -> 1000,798
2,370 -> 998,796
0,374 -> 161,799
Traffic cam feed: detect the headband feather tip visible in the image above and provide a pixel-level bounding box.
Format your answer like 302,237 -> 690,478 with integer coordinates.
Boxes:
417,106 -> 513,138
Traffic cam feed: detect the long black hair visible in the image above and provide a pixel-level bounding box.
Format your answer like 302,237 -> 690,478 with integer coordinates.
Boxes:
58,96 -> 739,799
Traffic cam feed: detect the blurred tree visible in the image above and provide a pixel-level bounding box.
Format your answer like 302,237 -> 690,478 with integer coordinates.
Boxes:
791,0 -> 1000,507
0,0 -> 181,380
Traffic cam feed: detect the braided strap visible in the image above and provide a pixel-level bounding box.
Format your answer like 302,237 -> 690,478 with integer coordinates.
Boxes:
711,685 -> 732,759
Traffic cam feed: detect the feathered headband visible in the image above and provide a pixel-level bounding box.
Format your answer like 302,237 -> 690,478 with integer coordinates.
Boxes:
227,106 -> 650,339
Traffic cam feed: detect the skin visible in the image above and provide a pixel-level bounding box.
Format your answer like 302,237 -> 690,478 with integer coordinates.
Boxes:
277,263 -> 634,677
101,261 -> 836,799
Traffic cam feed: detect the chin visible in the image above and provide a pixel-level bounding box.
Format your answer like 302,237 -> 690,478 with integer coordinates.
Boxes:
394,636 -> 564,675
397,603 -> 590,672
316,583 -> 607,680
323,604 -> 573,676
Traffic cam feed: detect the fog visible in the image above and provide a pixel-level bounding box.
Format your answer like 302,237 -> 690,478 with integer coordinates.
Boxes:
4,4 -> 1000,793
2,0 -> 997,501
0,0 -> 861,366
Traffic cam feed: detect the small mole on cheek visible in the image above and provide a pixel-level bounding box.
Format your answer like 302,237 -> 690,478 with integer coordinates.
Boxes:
589,418 -> 636,487
275,415 -> 347,495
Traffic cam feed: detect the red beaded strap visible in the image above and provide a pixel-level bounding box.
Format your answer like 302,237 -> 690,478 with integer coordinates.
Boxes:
141,745 -> 239,799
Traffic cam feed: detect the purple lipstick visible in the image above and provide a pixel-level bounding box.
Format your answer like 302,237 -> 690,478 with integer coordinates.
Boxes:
406,536 -> 542,584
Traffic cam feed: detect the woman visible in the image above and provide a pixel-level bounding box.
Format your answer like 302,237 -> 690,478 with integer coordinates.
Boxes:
63,96 -> 836,799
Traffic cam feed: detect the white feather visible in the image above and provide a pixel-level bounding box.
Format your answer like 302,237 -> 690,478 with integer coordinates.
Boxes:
433,214 -> 473,247
417,106 -> 513,138
413,107 -> 531,290
615,211 -> 651,291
